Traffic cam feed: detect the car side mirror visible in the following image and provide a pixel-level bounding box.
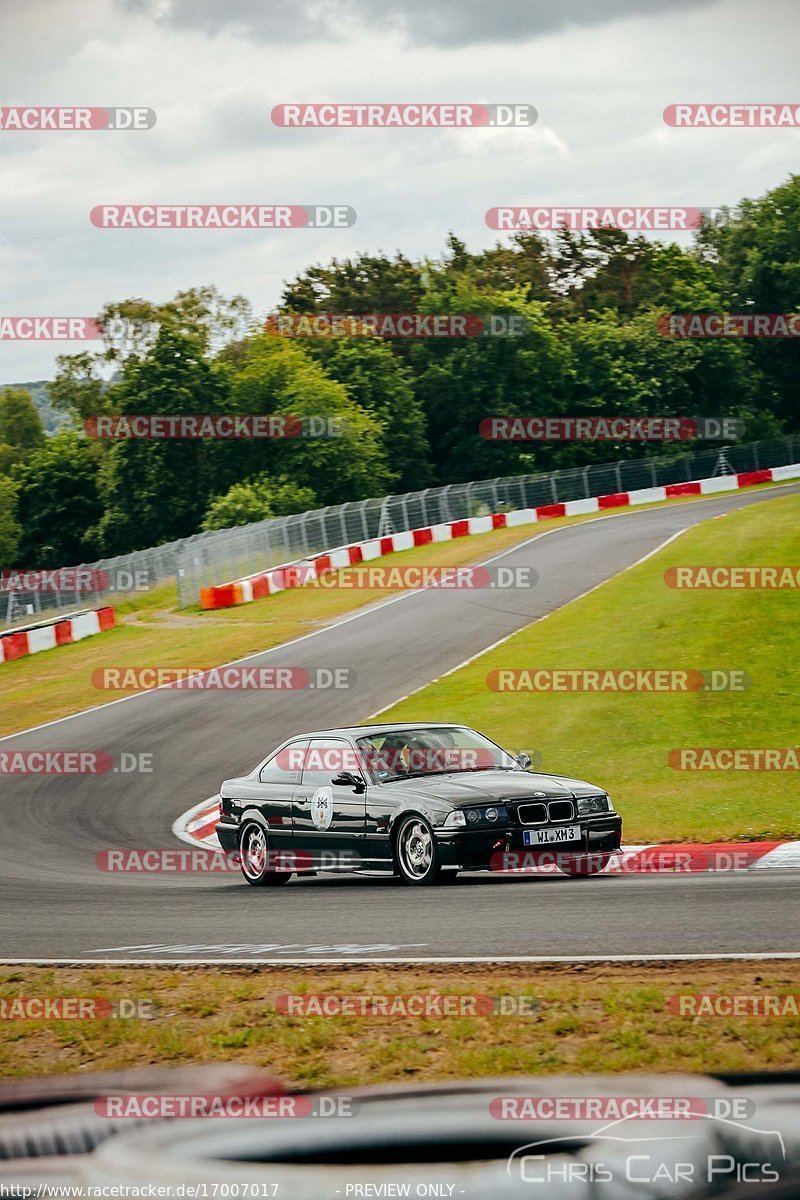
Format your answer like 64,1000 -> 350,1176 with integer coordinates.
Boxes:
516,752 -> 532,770
332,771 -> 366,793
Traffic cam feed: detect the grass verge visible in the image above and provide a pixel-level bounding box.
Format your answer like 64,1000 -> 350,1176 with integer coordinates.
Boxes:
0,963 -> 798,1084
376,492 -> 800,843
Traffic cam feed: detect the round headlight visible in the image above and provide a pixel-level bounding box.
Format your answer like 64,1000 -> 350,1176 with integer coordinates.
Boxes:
485,808 -> 499,822
466,809 -> 479,823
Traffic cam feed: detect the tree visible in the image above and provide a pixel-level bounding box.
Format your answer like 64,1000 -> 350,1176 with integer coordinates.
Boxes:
97,285 -> 254,364
696,175 -> 800,427
0,388 -> 45,461
409,278 -> 570,482
47,352 -> 114,426
223,335 -> 395,505
302,338 -> 432,491
202,476 -> 317,530
46,287 -> 253,428
0,476 -> 20,564
282,251 -> 424,314
14,434 -> 103,566
96,327 -> 235,553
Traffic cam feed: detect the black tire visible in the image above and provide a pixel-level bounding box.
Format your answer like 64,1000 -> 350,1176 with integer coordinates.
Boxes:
239,821 -> 293,887
557,852 -> 612,878
393,815 -> 444,886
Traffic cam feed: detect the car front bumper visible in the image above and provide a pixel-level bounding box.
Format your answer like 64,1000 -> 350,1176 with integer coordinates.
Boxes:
434,814 -> 623,870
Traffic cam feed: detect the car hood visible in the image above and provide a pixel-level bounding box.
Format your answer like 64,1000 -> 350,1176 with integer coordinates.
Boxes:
379,770 -> 606,808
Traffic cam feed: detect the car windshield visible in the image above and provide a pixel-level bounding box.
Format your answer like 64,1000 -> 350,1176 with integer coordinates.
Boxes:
355,727 -> 519,783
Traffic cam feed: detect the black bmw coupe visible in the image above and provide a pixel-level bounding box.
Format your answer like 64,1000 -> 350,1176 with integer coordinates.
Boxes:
216,722 -> 622,886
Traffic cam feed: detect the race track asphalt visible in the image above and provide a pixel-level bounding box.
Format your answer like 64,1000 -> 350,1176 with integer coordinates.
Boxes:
1,484 -> 798,963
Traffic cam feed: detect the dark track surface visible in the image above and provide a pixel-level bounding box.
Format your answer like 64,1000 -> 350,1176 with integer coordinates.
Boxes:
1,485 -> 798,962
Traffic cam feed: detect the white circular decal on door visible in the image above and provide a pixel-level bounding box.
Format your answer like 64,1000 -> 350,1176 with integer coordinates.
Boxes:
311,786 -> 334,831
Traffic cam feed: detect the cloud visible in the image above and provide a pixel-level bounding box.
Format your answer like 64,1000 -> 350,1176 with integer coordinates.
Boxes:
117,0 -> 716,46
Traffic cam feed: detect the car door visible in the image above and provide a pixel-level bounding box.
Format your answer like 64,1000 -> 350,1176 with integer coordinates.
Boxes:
291,737 -> 367,868
243,738 -> 309,843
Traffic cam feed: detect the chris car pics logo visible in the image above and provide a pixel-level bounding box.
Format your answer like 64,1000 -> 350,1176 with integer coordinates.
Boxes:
507,1112 -> 785,1187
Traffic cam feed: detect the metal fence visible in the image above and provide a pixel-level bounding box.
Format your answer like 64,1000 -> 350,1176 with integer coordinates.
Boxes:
4,436 -> 798,624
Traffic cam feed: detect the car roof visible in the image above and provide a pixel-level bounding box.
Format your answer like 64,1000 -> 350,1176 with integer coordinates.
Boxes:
288,722 -> 472,740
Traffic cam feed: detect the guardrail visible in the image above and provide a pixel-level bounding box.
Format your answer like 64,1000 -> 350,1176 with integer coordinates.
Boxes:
199,463 -> 800,609
3,435 -> 798,621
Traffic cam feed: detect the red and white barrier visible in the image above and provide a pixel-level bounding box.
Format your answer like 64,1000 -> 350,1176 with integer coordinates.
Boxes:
200,464 -> 800,609
0,606 -> 116,664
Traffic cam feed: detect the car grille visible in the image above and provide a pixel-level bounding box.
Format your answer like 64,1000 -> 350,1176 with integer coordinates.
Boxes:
517,799 -> 575,825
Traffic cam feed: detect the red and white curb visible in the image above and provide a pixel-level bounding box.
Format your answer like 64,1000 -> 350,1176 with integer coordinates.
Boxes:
199,465 -> 800,609
0,605 -> 116,664
173,797 -> 224,848
172,800 -> 800,872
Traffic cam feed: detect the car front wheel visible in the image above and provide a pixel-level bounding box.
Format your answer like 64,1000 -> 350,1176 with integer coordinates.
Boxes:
394,815 -> 445,886
239,821 -> 293,887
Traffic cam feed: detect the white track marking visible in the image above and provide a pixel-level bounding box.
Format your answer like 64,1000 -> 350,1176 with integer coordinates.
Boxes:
3,953 -> 800,965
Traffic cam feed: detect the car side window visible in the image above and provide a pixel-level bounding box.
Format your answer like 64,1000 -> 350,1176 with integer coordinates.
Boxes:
259,739 -> 308,784
301,739 -> 358,789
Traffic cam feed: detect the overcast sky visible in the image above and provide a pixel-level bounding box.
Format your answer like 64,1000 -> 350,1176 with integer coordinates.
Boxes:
1,0 -> 798,381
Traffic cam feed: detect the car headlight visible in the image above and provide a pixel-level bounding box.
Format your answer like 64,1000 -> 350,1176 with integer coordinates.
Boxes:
443,810 -> 466,828
460,806 -> 509,826
577,795 -> 610,815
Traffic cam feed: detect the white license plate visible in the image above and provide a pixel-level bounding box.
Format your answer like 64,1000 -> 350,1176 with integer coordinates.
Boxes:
524,824 -> 581,846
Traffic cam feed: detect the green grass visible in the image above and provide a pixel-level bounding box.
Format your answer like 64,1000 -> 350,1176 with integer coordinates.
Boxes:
376,492 -> 800,843
1,963 -> 798,1083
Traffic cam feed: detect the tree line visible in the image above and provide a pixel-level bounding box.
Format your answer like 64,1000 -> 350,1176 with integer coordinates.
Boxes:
1,173 -> 798,567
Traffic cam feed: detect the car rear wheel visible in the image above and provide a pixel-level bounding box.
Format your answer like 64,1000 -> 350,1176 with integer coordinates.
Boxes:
558,852 -> 612,878
394,816 -> 444,886
239,821 -> 293,887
